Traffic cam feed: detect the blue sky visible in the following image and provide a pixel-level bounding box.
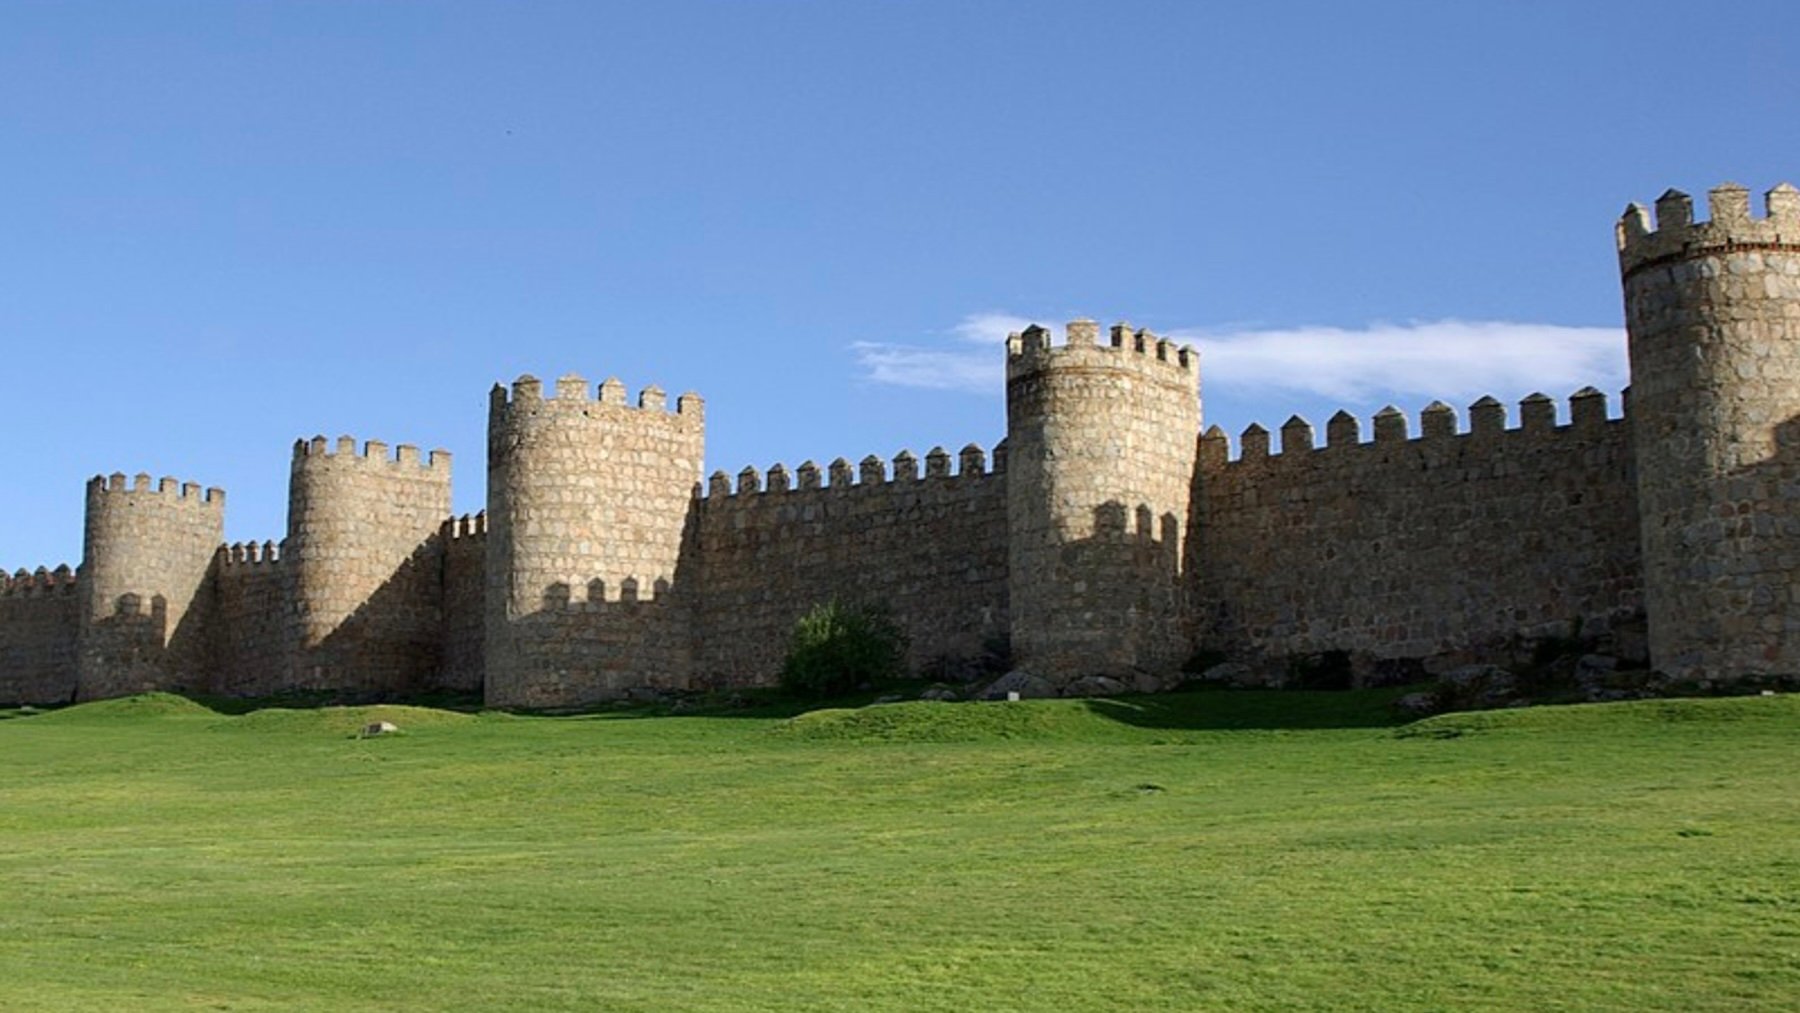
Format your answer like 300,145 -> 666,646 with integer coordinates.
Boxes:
3,1 -> 1797,568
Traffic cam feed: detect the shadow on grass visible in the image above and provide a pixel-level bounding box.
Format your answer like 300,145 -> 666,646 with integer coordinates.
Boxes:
1078,687 -> 1412,731
13,682 -> 1417,733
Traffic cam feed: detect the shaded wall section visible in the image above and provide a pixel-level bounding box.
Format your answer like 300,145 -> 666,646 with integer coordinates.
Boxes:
692,445 -> 1009,688
1193,391 -> 1642,669
212,541 -> 289,696
439,513 -> 486,694
0,566 -> 78,705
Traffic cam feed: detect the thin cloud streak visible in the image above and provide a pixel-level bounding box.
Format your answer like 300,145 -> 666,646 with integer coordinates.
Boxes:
1176,320 -> 1627,402
855,315 -> 1629,402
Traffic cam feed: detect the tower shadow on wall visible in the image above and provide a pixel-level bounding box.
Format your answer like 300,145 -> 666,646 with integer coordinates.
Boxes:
1651,412 -> 1800,678
78,583 -> 213,702
492,502 -> 701,710
1027,498 -> 1186,675
295,534 -> 452,703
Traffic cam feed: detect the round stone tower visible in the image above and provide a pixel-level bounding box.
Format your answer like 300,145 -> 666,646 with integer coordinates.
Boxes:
286,435 -> 452,696
1618,182 -> 1800,680
485,374 -> 704,706
1004,319 -> 1200,683
76,473 -> 224,700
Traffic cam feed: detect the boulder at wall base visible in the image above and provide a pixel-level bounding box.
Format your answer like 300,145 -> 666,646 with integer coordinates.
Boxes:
979,669 -> 1057,700
1132,671 -> 1168,694
1063,675 -> 1129,698
1435,664 -> 1518,708
1393,692 -> 1438,718
1197,662 -> 1257,687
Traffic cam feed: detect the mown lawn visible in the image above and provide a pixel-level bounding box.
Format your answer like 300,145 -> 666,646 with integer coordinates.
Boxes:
0,690 -> 1795,1011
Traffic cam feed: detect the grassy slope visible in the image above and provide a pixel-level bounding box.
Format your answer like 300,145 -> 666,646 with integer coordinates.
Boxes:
0,691 -> 1795,1011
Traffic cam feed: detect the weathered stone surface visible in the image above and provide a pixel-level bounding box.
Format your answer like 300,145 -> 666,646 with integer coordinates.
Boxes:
980,669 -> 1056,700
919,685 -> 960,701
1063,675 -> 1129,697
1393,692 -> 1438,718
1197,662 -> 1257,687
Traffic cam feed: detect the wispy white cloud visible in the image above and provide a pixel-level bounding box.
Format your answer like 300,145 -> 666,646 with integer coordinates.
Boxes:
950,312 -> 1040,346
854,314 -> 1628,402
851,342 -> 1002,392
1176,320 -> 1627,402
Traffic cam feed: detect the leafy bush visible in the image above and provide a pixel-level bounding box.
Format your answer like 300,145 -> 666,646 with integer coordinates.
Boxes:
1287,650 -> 1354,691
778,600 -> 909,699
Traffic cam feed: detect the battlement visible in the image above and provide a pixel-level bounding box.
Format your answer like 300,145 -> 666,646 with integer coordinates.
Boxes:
703,442 -> 1002,498
535,574 -> 673,609
1004,319 -> 1197,380
292,435 -> 450,470
488,373 -> 704,420
216,540 -> 283,568
1617,182 -> 1800,275
443,511 -> 488,540
2,564 -> 76,598
1210,388 -> 1623,464
86,473 -> 224,508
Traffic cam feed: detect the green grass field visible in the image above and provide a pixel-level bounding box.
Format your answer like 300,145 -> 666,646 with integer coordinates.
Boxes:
1,689 -> 1795,1011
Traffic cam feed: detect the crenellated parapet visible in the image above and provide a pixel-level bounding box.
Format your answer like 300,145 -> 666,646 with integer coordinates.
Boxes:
1215,388 -> 1625,464
1617,182 -> 1800,278
89,472 -> 225,509
1,564 -> 77,598
488,373 -> 703,426
1005,319 -> 1197,386
702,442 -> 1002,499
216,541 -> 283,568
293,435 -> 450,471
442,511 -> 487,541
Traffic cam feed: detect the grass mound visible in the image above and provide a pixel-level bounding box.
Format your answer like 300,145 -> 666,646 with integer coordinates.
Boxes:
773,699 -> 1122,742
223,704 -> 477,737
2,683 -> 1796,1010
1397,692 -> 1799,739
35,691 -> 219,722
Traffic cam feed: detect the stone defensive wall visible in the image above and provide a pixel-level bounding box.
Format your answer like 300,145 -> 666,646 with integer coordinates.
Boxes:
5,178 -> 1792,704
212,539 -> 288,697
439,512 -> 486,694
0,565 -> 78,704
1193,389 -> 1643,672
691,442 -> 1009,687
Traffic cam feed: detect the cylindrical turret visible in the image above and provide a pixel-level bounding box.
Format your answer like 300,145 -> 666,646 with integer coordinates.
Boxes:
76,473 -> 224,700
286,436 -> 451,696
1004,319 -> 1200,682
485,374 -> 704,706
1618,182 -> 1800,680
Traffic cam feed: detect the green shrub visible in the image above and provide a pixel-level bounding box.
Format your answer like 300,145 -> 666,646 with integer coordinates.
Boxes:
778,600 -> 909,699
1287,650 -> 1353,691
